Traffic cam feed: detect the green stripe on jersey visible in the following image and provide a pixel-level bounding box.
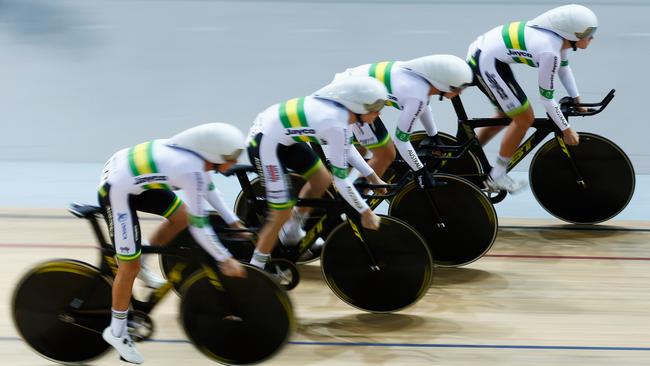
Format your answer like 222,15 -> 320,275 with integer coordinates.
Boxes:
279,98 -> 319,143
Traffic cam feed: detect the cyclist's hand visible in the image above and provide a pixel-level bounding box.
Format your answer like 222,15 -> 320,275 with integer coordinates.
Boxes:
562,128 -> 580,146
366,173 -> 388,195
414,168 -> 435,189
229,221 -> 254,240
360,209 -> 381,230
220,258 -> 247,278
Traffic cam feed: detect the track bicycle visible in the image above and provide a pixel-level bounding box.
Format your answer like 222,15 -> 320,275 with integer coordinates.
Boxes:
12,203 -> 293,365
414,89 -> 634,224
233,145 -> 499,268
186,165 -> 435,313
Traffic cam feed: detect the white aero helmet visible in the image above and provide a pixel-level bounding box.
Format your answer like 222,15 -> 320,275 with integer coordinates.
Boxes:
313,76 -> 388,114
401,54 -> 473,93
529,4 -> 598,42
167,122 -> 245,164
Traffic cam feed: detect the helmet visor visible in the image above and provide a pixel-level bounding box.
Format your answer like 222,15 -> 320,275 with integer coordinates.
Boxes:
222,148 -> 243,162
363,99 -> 387,113
449,82 -> 473,93
575,26 -> 597,40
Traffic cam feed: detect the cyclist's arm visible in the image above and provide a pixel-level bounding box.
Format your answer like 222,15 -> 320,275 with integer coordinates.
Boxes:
347,140 -> 375,178
537,52 -> 571,131
205,182 -> 239,225
418,104 -> 438,136
558,50 -> 579,98
321,126 -> 371,213
393,98 -> 427,171
177,171 -> 233,262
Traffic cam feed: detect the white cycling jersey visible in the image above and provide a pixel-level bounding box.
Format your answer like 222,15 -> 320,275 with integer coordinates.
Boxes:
467,21 -> 579,130
251,96 -> 373,213
99,140 -> 234,262
334,62 -> 439,171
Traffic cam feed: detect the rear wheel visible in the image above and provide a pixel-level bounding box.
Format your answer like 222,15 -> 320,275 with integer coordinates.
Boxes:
388,174 -> 498,267
180,265 -> 293,364
12,260 -> 112,363
321,215 -> 433,313
530,132 -> 635,224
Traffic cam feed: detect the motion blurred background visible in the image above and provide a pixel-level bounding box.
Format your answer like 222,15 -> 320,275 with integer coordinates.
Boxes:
0,0 -> 647,216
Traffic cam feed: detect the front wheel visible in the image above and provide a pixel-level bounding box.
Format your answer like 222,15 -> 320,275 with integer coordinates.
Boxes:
530,133 -> 635,224
388,174 -> 498,267
321,215 -> 433,313
180,264 -> 293,365
12,260 -> 112,364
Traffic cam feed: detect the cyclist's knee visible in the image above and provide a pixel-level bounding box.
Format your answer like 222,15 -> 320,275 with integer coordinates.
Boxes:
307,166 -> 332,192
510,107 -> 534,128
371,143 -> 396,162
166,205 -> 188,229
117,259 -> 141,277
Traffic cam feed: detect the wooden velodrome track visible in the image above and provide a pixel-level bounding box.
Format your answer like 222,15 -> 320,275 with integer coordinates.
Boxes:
1,208 -> 649,365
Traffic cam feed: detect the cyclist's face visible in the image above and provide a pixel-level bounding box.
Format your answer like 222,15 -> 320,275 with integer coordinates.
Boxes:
360,111 -> 380,123
575,36 -> 593,49
215,160 -> 236,173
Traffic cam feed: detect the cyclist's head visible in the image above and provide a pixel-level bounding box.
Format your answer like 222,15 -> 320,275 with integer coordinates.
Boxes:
401,54 -> 473,94
529,4 -> 598,42
313,76 -> 388,115
168,122 -> 245,164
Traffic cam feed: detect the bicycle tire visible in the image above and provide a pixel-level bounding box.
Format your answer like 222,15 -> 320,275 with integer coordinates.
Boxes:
12,259 -> 112,364
530,132 -> 635,224
388,174 -> 498,267
180,264 -> 293,365
321,215 -> 433,313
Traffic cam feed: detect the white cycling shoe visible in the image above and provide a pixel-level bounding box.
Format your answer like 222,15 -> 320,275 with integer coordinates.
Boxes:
486,174 -> 528,194
137,262 -> 166,289
102,327 -> 144,364
279,223 -> 305,246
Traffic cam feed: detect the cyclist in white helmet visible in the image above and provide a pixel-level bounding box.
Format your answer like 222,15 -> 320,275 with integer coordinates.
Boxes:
97,123 -> 247,364
332,54 -> 473,187
246,76 -> 388,270
467,4 -> 598,193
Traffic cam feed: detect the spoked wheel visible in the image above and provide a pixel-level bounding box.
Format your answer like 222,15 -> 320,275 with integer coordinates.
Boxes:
233,174 -> 332,264
12,260 -> 112,364
530,132 -> 635,224
321,215 -> 433,313
388,174 -> 498,267
180,265 -> 293,365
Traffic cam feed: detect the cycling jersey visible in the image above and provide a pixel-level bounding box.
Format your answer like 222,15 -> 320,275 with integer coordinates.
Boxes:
247,96 -> 373,212
467,21 -> 579,130
334,61 -> 439,171
98,140 -> 233,262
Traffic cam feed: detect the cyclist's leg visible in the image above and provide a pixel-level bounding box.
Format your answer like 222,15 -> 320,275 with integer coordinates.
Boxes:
97,184 -> 144,363
278,143 -> 330,244
351,117 -> 395,178
472,51 -> 531,192
133,190 -> 187,287
248,133 -> 296,268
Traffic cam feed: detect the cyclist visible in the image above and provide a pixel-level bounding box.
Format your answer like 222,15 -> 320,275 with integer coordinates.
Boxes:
466,4 -> 597,192
97,123 -> 247,364
246,76 -> 388,270
334,54 -> 473,187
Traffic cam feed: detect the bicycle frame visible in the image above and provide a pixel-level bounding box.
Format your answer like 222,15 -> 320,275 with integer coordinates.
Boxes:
67,204 -> 228,319
426,89 -> 616,187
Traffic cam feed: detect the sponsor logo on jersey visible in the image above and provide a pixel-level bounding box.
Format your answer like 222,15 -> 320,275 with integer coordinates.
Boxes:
265,164 -> 281,183
285,128 -> 316,136
117,212 -> 128,240
506,49 -> 533,59
485,71 -> 509,100
134,175 -> 168,185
